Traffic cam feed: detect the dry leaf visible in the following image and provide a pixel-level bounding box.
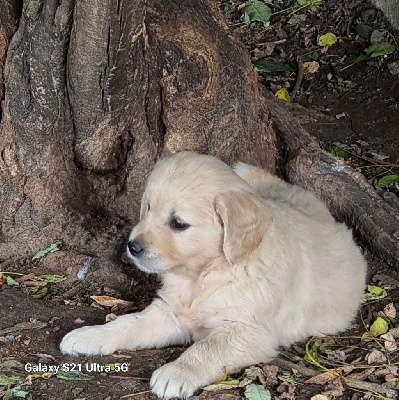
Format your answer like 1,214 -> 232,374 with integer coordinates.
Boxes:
347,368 -> 374,381
90,295 -> 134,309
303,61 -> 319,74
261,364 -> 279,386
389,327 -> 399,338
305,372 -> 336,385
310,395 -> 329,400
381,332 -> 398,352
383,303 -> 396,319
367,349 -> 387,365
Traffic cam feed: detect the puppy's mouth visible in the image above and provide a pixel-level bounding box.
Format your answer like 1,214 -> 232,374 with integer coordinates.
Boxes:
125,244 -> 167,275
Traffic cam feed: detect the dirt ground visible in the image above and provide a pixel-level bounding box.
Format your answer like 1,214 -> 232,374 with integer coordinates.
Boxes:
1,0 -> 398,399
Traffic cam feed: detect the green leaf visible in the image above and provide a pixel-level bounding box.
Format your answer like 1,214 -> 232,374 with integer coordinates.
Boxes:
364,42 -> 396,58
297,0 -> 313,5
33,274 -> 65,282
203,376 -> 240,391
317,32 -> 337,46
363,317 -> 389,338
364,285 -> 387,301
275,88 -> 291,102
3,386 -> 32,400
356,24 -> 374,41
0,374 -> 21,386
323,142 -> 351,160
253,59 -> 294,75
6,276 -> 20,288
378,174 -> 399,189
56,370 -> 94,381
368,285 -> 384,296
370,29 -> 388,43
0,360 -> 24,372
32,287 -> 48,299
242,0 -> 272,26
32,240 -> 62,261
245,384 -> 272,400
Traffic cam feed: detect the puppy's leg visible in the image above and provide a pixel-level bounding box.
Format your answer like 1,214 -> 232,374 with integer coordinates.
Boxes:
60,299 -> 190,356
151,324 -> 277,399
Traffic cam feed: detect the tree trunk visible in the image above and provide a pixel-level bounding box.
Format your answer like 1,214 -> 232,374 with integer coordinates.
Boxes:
0,0 -> 277,295
0,0 -> 397,299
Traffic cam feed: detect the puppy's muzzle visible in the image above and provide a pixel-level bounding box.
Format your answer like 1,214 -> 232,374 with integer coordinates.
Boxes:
127,239 -> 145,258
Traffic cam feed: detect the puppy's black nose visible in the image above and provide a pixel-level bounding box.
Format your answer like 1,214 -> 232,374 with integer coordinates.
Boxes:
127,240 -> 144,257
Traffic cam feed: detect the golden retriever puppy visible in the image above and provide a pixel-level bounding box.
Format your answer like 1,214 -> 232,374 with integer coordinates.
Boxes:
60,151 -> 366,399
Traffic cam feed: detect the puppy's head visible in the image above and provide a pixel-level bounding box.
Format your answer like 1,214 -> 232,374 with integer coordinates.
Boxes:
126,152 -> 271,275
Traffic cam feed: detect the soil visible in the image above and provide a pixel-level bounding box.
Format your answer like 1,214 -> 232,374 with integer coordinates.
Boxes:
1,1 -> 398,400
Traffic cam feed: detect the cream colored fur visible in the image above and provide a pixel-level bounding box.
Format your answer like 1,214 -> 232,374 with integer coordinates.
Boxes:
60,151 -> 366,399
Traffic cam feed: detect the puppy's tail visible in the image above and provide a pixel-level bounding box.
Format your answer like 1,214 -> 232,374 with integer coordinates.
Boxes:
233,162 -> 278,192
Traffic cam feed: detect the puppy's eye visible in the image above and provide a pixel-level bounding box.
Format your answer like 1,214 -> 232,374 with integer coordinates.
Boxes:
147,203 -> 150,212
170,217 -> 190,231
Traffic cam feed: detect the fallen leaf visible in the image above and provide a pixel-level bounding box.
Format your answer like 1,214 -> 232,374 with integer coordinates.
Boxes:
2,385 -> 32,400
367,349 -> 387,365
245,383 -> 271,400
356,24 -> 374,41
378,175 -> 399,189
31,287 -> 48,299
261,364 -> 279,386
310,395 -> 329,400
383,303 -> 396,319
370,29 -> 388,43
56,370 -> 94,381
317,33 -> 337,47
364,284 -> 387,302
363,317 -> 388,338
303,61 -> 319,74
32,241 -> 62,261
6,276 -> 20,288
90,295 -> 134,309
203,376 -> 240,392
0,273 -> 4,285
33,274 -> 65,283
388,61 -> 399,76
241,0 -> 272,26
305,372 -> 336,385
0,374 -> 21,386
0,360 -> 24,371
275,88 -> 291,102
253,59 -> 294,75
381,332 -> 398,352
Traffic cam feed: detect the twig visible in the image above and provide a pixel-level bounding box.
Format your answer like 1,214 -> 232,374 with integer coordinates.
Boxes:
120,390 -> 152,398
290,56 -> 304,101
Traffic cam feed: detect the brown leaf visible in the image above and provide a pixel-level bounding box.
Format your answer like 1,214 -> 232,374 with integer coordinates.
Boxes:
383,303 -> 396,319
90,295 -> 135,310
261,364 -> 279,386
305,372 -> 336,385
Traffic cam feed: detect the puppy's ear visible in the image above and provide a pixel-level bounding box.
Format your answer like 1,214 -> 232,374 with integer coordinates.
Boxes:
214,191 -> 272,265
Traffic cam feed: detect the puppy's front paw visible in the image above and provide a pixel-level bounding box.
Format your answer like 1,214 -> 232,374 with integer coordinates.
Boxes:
60,325 -> 120,356
150,360 -> 209,399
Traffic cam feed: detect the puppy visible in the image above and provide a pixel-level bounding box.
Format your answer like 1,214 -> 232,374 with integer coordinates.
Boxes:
61,151 -> 366,399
